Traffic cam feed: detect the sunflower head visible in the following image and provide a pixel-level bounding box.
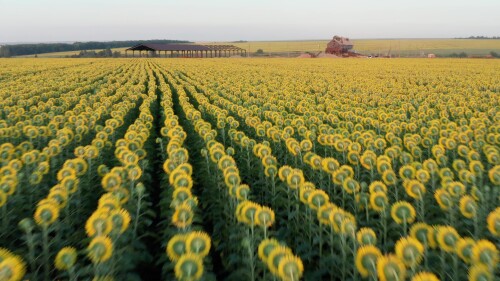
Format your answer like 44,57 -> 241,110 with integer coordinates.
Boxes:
356,245 -> 382,278
235,184 -> 250,201
472,240 -> 498,268
342,177 -> 360,194
370,191 -> 388,212
391,201 -> 416,225
55,247 -> 77,271
34,201 -> 60,227
109,209 -> 131,234
410,222 -> 436,249
468,264 -> 493,281
166,234 -> 187,262
377,254 -> 406,281
459,195 -> 478,219
267,246 -> 292,275
277,254 -> 304,281
87,236 -> 113,264
486,208 -> 500,236
434,189 -> 453,211
286,170 -> 304,189
174,254 -> 203,281
307,189 -> 329,210
258,239 -> 281,262
299,183 -> 314,204
186,231 -> 211,258
395,237 -> 424,267
256,206 -> 275,228
436,226 -> 460,253
0,254 -> 26,281
172,203 -> 194,229
411,271 -> 440,281
404,180 -> 426,200
369,181 -> 387,193
356,227 -> 377,246
456,237 -> 476,263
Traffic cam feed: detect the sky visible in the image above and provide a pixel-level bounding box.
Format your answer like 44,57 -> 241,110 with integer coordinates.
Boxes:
0,0 -> 499,43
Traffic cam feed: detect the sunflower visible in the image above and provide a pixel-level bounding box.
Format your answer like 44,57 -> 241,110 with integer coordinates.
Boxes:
377,255 -> 406,281
286,170 -> 305,189
174,254 -> 204,281
173,187 -> 193,204
85,210 -> 112,237
87,236 -> 113,263
471,240 -> 498,268
332,170 -> 347,186
307,189 -> 329,210
410,222 -> 437,249
486,208 -> 500,236
340,217 -> 357,236
34,201 -> 60,227
468,264 -> 493,281
0,255 -> 26,281
382,170 -> 397,186
235,184 -> 250,201
174,174 -> 194,190
0,191 -> 6,208
321,158 -> 339,173
163,159 -> 176,175
342,177 -> 360,194
108,209 -> 131,234
356,245 -> 382,278
369,191 -> 388,212
399,165 -> 416,180
488,165 -> 499,185
172,203 -> 194,229
459,195 -> 477,219
404,180 -> 426,200
278,166 -> 293,182
436,226 -> 460,253
267,246 -> 292,275
446,181 -> 466,197
434,189 -> 453,211
317,203 -> 337,225
369,181 -> 388,193
395,237 -> 424,267
264,165 -> 278,178
255,206 -> 275,228
356,227 -> 377,246
456,237 -> 475,263
258,238 -> 281,262
186,231 -> 211,257
101,173 -> 122,191
391,201 -> 416,225
166,234 -> 187,262
411,271 -> 440,281
54,247 -> 77,271
299,184 -> 314,204
127,165 -> 142,181
277,255 -> 304,281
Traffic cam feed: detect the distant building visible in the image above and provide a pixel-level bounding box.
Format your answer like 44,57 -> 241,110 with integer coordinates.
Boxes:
428,54 -> 436,58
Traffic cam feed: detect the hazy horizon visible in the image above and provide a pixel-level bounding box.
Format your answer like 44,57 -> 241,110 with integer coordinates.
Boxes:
1,0 -> 499,43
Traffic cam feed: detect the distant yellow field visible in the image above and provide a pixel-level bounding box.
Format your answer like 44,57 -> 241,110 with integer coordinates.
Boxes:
15,39 -> 500,57
210,39 -> 500,56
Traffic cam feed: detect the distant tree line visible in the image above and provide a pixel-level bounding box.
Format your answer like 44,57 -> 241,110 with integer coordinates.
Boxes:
455,36 -> 500,39
66,49 -> 122,58
0,39 -> 191,57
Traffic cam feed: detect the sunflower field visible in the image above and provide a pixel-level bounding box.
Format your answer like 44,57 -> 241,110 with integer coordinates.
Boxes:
0,58 -> 498,281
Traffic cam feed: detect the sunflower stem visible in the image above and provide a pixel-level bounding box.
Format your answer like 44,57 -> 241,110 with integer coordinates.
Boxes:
42,226 -> 50,281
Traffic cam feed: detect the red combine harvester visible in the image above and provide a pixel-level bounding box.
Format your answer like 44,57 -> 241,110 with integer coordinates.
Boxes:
325,36 -> 359,57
